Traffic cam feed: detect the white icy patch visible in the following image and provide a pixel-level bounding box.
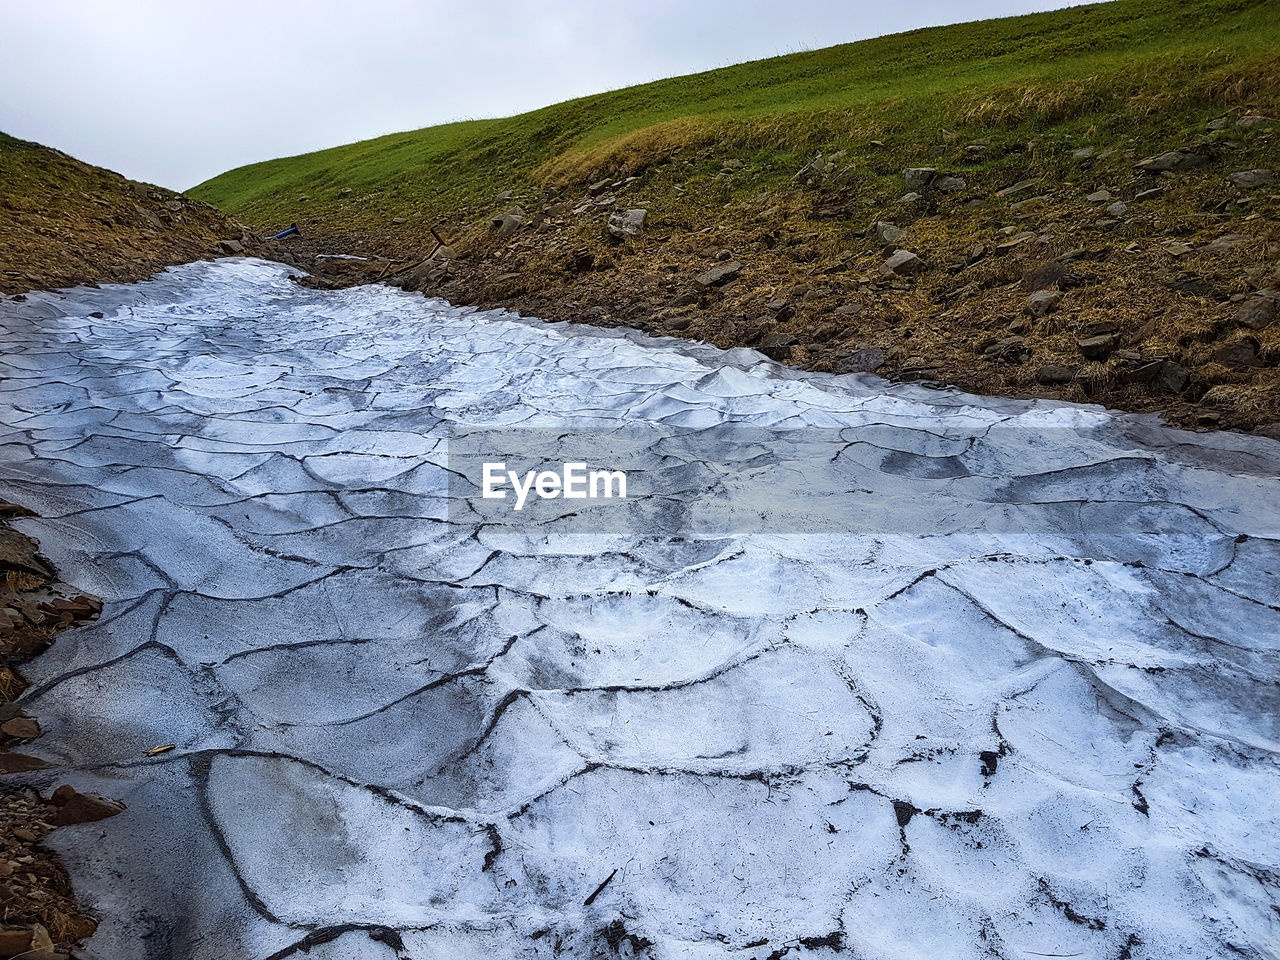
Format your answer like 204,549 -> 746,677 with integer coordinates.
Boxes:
0,259 -> 1277,960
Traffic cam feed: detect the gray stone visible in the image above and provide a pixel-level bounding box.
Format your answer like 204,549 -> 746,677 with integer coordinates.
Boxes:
587,178 -> 611,194
494,189 -> 514,203
996,179 -> 1039,198
1026,290 -> 1062,317
934,175 -> 967,193
607,208 -> 647,241
218,239 -> 244,255
1078,334 -> 1118,360
872,221 -> 907,245
995,231 -> 1036,253
1205,233 -> 1248,252
1136,150 -> 1209,173
1211,341 -> 1264,368
1021,261 -> 1067,291
1237,292 -> 1277,330
1156,361 -> 1190,394
758,333 -> 798,361
983,336 -> 1026,359
879,249 -> 922,277
1252,422 -> 1280,440
491,207 -> 526,238
1229,169 -> 1273,189
694,261 -> 743,288
903,168 -> 936,190
1009,195 -> 1049,212
1072,146 -> 1096,159
1106,201 -> 1128,216
1086,189 -> 1112,203
1237,115 -> 1275,128
836,348 -> 886,374
900,192 -> 921,204
1036,365 -> 1077,385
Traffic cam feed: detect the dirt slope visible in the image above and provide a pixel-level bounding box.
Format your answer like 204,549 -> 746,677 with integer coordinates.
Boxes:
0,133 -> 245,296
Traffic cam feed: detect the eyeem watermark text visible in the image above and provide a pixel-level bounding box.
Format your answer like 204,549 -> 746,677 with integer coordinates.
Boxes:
482,462 -> 628,511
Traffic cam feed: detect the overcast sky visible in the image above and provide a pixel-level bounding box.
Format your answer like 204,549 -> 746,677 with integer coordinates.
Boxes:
1,0 -> 1080,190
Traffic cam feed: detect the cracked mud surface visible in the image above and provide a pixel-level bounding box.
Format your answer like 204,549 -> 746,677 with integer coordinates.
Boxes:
0,259 -> 1277,959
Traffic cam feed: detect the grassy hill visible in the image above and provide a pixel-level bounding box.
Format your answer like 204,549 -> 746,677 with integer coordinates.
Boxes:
193,0 -> 1280,432
192,0 -> 1278,226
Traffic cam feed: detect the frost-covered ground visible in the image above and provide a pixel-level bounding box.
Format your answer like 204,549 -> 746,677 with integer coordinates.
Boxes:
1,259 -> 1278,960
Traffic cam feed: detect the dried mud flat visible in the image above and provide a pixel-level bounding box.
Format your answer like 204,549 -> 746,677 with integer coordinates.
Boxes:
0,259 -> 1276,959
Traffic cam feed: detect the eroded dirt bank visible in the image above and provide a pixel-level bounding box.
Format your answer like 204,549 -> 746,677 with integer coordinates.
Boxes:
275,114 -> 1280,436
0,502 -> 111,957
0,134 -> 249,297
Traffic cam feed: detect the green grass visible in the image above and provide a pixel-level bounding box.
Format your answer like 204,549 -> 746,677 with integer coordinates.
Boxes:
191,0 -> 1280,230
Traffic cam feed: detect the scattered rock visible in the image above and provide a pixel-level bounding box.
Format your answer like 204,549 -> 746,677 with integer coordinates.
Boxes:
1196,409 -> 1223,426
766,300 -> 795,321
1211,340 -> 1264,368
996,179 -> 1039,198
1008,195 -> 1049,212
494,189 -> 514,203
1237,291 -> 1277,330
693,261 -> 743,289
758,333 -> 798,360
899,192 -> 921,204
391,217 -> 406,225
0,753 -> 49,774
1229,169 -> 1273,189
903,168 -> 937,190
983,336 -> 1027,360
872,222 -> 907,245
1036,365 -> 1077,384
50,785 -> 76,806
1204,233 -> 1248,252
1072,146 -> 1096,159
0,929 -> 35,958
836,348 -> 887,374
1253,422 -> 1280,440
1105,201 -> 1128,216
1156,361 -> 1190,394
490,207 -> 526,238
1021,261 -> 1067,291
49,792 -> 125,827
994,231 -> 1036,253
1086,189 -> 1112,203
587,178 -> 611,195
934,175 -> 967,193
1135,150 -> 1209,173
1026,290 -> 1062,317
606,208 -> 646,241
1237,115 -> 1275,128
879,249 -> 922,277
0,717 -> 39,739
217,239 -> 244,255
1078,333 -> 1118,360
